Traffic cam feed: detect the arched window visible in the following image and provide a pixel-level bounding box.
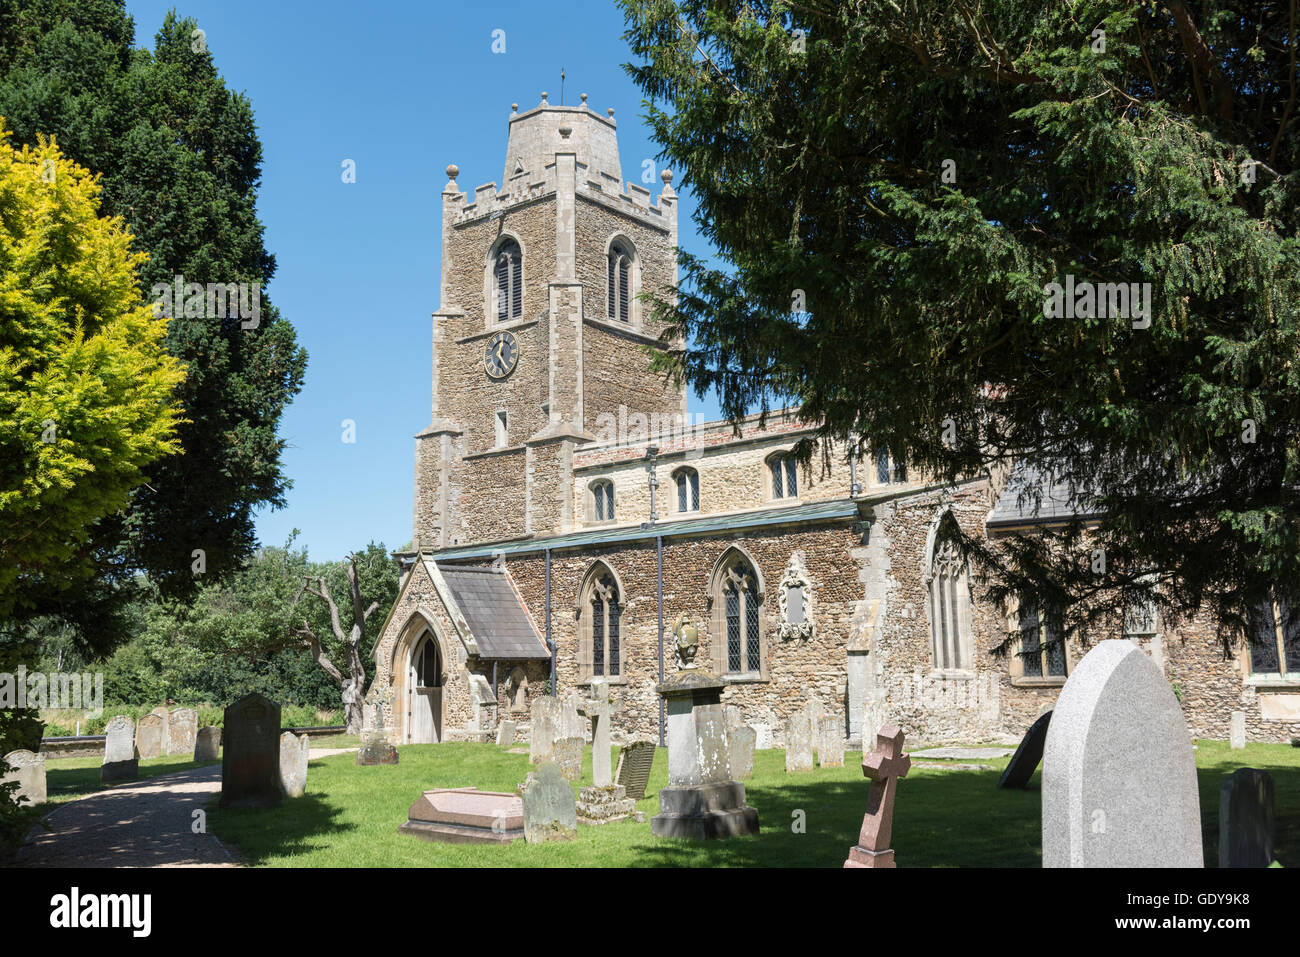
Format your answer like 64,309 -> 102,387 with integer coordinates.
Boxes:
927,537 -> 972,670
710,549 -> 766,677
768,453 -> 798,499
1247,590 -> 1300,679
492,238 -> 522,323
607,240 -> 633,323
673,467 -> 700,513
589,479 -> 615,523
579,564 -> 624,680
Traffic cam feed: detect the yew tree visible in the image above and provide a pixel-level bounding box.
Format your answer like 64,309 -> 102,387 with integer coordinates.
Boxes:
621,0 -> 1300,638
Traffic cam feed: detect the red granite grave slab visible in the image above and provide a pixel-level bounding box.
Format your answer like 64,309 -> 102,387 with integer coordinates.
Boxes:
400,787 -> 524,842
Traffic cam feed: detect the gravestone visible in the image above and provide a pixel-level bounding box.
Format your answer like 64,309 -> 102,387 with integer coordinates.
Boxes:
356,691 -> 398,766
529,695 -> 559,765
752,723 -> 773,750
279,732 -> 309,798
614,740 -> 657,800
1219,768 -> 1274,868
400,787 -> 524,843
1229,711 -> 1246,750
101,715 -> 138,783
220,692 -> 282,809
576,679 -> 636,824
785,711 -> 814,772
844,726 -> 910,868
651,669 -> 759,840
561,692 -> 587,741
861,697 -> 888,755
818,717 -> 845,768
1042,640 -> 1202,867
727,725 -> 757,781
997,710 -> 1052,789
195,726 -> 221,762
725,705 -> 742,730
496,719 -> 517,747
578,678 -> 619,787
136,713 -> 164,759
553,736 -> 583,781
2,749 -> 46,805
168,708 -> 197,756
519,762 -> 577,843
150,707 -> 171,745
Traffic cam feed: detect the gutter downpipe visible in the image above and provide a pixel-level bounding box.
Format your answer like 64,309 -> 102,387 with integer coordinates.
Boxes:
657,532 -> 665,747
545,547 -> 555,697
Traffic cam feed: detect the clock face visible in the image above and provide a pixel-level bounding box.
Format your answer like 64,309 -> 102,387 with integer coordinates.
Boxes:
484,330 -> 518,379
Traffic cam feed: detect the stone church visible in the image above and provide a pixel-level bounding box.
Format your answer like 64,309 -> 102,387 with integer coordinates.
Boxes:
368,94 -> 1300,749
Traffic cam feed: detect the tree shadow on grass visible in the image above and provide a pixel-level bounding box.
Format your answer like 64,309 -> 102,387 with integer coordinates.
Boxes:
208,792 -> 355,866
622,768 -> 1042,868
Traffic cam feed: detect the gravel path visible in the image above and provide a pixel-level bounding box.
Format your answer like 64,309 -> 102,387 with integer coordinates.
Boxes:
9,747 -> 355,868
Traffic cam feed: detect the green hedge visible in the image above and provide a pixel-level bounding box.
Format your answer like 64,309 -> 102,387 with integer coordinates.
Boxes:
43,704 -> 340,736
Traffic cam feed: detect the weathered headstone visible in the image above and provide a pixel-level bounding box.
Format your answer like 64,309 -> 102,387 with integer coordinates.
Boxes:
356,728 -> 399,765
1219,768 -> 1274,868
553,736 -> 583,781
997,710 -> 1052,789
529,695 -> 559,765
279,732 -> 309,798
1229,711 -> 1246,750
1042,640 -> 1203,867
614,740 -> 657,800
785,711 -> 814,772
496,719 -> 517,747
844,725 -> 910,868
817,716 -> 845,768
195,726 -> 222,762
220,692 -> 282,809
861,696 -> 887,755
2,750 -> 46,805
400,787 -> 524,843
136,713 -> 164,759
727,725 -> 757,780
752,723 -> 773,750
150,707 -> 171,745
168,707 -> 197,756
519,762 -> 577,843
725,704 -> 743,730
561,692 -> 586,741
101,715 -> 138,783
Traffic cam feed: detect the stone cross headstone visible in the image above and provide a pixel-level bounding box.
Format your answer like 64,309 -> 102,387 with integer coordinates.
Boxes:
496,719 -> 517,747
136,713 -> 164,759
817,716 -> 845,768
1219,768 -> 1274,868
2,749 -> 46,805
998,710 -> 1052,789
785,711 -> 814,772
1229,710 -> 1246,750
101,715 -> 138,783
614,740 -> 657,800
1042,640 -> 1203,867
727,725 -> 757,781
220,692 -> 282,808
195,726 -> 221,762
844,725 -> 910,868
553,736 -> 583,781
529,695 -> 559,765
519,762 -> 577,843
168,707 -> 197,756
578,678 -> 619,787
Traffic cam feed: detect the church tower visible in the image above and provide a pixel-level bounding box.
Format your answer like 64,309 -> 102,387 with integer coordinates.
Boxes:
413,93 -> 686,550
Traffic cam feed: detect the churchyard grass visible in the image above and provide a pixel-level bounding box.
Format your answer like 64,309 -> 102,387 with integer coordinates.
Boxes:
206,739 -> 1300,867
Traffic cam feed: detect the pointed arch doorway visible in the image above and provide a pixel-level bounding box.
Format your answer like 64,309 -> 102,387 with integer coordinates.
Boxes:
407,631 -> 443,743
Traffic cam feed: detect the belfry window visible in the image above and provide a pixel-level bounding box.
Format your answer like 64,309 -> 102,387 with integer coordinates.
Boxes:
674,467 -> 700,513
493,239 -> 522,323
607,241 -> 633,323
769,453 -> 798,499
590,479 -> 615,523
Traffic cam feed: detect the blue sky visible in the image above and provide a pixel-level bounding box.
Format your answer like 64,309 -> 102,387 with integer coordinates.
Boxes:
122,0 -> 722,562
